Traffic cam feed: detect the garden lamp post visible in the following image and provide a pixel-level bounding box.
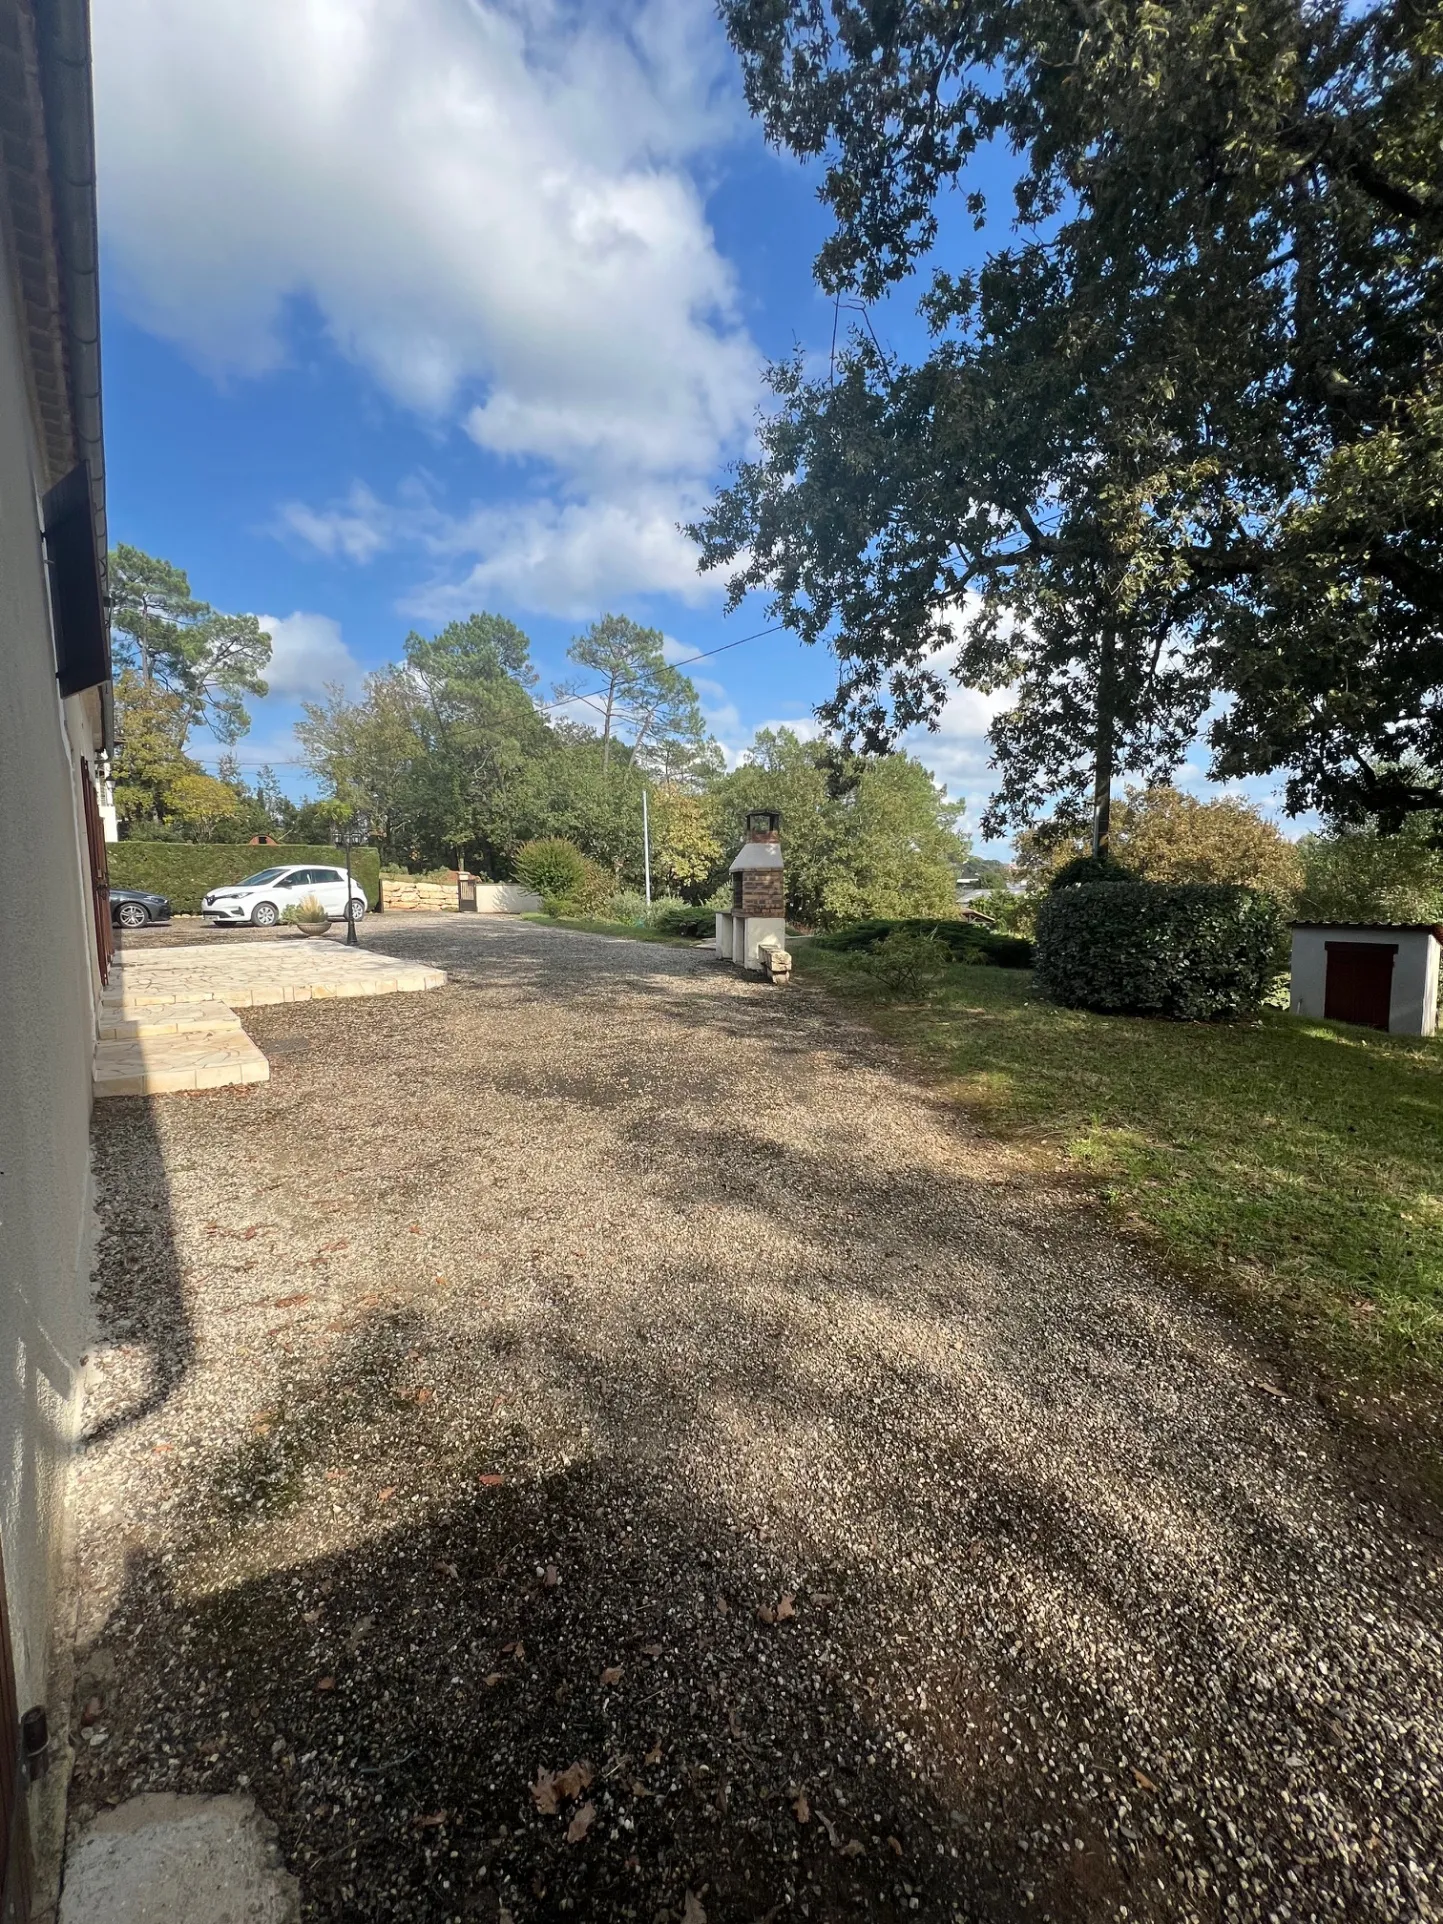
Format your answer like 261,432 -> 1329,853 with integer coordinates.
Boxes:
335,808 -> 371,946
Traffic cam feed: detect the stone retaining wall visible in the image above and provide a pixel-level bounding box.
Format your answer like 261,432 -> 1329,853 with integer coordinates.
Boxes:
380,878 -> 542,914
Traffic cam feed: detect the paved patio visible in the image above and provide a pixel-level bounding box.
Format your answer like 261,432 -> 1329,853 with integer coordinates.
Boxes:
94,939 -> 445,1096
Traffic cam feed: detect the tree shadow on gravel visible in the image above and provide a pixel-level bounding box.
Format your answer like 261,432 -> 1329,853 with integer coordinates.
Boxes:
85,1097 -> 194,1445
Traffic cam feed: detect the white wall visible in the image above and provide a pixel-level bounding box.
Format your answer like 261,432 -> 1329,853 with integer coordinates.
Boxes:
1290,927 -> 1439,1037
0,258 -> 99,1715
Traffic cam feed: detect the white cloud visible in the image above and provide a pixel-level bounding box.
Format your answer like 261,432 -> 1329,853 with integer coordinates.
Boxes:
256,611 -> 360,698
93,0 -> 761,606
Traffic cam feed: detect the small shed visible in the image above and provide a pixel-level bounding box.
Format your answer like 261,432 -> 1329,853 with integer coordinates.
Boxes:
1289,923 -> 1441,1036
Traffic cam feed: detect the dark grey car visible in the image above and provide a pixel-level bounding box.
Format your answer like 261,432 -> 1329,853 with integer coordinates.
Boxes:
109,887 -> 172,929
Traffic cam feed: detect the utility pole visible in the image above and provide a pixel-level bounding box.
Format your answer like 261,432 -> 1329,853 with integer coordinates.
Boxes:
641,786 -> 652,906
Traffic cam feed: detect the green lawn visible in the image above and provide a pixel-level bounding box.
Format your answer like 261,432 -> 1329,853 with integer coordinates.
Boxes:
798,947 -> 1443,1398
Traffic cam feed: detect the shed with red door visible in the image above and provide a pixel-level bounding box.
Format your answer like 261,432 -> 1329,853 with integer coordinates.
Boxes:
1289,923 -> 1440,1036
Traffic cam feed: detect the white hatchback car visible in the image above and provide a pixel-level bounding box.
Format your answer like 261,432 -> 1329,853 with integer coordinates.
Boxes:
200,863 -> 369,928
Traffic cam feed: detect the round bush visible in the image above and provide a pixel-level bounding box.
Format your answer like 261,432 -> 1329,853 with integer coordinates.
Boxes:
1035,882 -> 1285,1020
513,838 -> 590,903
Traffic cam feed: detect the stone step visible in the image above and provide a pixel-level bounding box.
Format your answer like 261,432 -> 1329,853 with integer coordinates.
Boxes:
93,1029 -> 270,1099
97,999 -> 243,1041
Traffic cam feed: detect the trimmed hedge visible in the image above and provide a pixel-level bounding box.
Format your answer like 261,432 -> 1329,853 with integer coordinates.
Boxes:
812,916 -> 1034,968
1034,882 -> 1284,1020
108,843 -> 382,915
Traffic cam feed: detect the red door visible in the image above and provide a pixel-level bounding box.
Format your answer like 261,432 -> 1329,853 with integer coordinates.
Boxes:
1324,941 -> 1396,1031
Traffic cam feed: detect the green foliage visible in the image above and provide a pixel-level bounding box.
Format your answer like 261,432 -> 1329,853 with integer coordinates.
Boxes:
812,917 -> 1033,968
513,838 -> 591,903
604,890 -> 651,926
852,930 -> 949,999
107,844 -> 381,915
1035,884 -> 1285,1021
710,728 -> 969,926
649,901 -> 716,938
560,614 -> 712,779
110,545 -> 271,743
281,896 -> 330,927
703,2 -> 1443,831
1047,854 -> 1138,893
1298,821 -> 1443,925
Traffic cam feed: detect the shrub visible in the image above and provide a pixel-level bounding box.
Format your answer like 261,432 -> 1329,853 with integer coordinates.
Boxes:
1034,882 -> 1285,1020
513,837 -> 590,903
281,895 -> 329,926
650,901 -> 717,937
604,890 -> 650,926
853,930 -> 949,999
1047,852 -> 1138,892
107,843 -> 381,915
812,917 -> 1034,969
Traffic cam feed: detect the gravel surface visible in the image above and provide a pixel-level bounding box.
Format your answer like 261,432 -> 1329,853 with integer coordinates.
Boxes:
74,916 -> 1443,1923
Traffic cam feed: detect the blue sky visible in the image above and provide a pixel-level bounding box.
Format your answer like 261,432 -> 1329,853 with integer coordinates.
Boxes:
93,0 -> 1290,857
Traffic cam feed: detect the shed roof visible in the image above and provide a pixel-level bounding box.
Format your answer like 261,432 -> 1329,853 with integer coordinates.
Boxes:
1292,921 -> 1443,937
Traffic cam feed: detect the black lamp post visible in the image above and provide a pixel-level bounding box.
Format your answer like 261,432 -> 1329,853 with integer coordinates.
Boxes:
335,808 -> 371,946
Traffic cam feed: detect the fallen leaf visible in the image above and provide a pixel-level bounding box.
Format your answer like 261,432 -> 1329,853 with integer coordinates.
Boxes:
415,1388 -> 434,1405
1132,1767 -> 1160,1793
816,1809 -> 840,1848
484,1672 -> 503,1688
152,1443 -> 173,1455
531,1769 -> 559,1816
377,1486 -> 396,1503
755,1603 -> 776,1625
728,1707 -> 743,1738
887,1835 -> 903,1856
715,1595 -> 730,1617
681,1892 -> 707,1924
316,1677 -> 336,1693
80,1696 -> 103,1728
274,1293 -> 311,1309
642,1642 -> 662,1659
1248,1379 -> 1288,1400
840,1838 -> 865,1858
628,1778 -> 649,1798
302,1609 -> 320,1624
555,1761 -> 593,1800
810,1591 -> 835,1607
432,1560 -> 459,1580
600,1665 -> 623,1686
644,1742 -> 663,1766
565,1801 -> 596,1844
413,1811 -> 446,1829
479,1474 -> 505,1487
511,1640 -> 526,1663
792,1791 -> 810,1824
324,1469 -> 343,1482
776,1592 -> 797,1621
543,1564 -> 560,1589
409,1223 -> 422,1234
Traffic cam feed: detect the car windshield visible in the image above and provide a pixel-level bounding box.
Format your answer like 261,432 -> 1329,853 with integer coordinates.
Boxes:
238,867 -> 288,886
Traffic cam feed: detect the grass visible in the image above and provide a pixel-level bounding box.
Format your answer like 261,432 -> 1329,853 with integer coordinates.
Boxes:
521,913 -> 701,946
798,946 -> 1443,1407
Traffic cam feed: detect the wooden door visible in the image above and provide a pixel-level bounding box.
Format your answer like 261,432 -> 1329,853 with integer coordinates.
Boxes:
1324,941 -> 1396,1031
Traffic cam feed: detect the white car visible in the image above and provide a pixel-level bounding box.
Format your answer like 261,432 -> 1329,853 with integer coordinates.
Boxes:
200,863 -> 368,928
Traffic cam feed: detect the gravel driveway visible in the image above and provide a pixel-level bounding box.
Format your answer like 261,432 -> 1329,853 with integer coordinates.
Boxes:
74,916 -> 1442,1923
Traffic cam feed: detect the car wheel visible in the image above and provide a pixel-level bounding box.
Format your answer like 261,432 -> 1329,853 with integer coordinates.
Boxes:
115,900 -> 149,929
251,901 -> 280,927
348,897 -> 367,922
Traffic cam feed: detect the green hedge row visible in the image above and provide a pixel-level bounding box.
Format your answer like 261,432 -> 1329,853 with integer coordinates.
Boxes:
108,843 -> 382,915
811,916 -> 1034,968
1034,882 -> 1284,1020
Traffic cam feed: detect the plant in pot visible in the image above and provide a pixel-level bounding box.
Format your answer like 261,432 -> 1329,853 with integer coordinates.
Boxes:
281,894 -> 332,937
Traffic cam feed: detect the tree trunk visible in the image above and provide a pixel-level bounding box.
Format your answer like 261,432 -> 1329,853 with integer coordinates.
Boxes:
1092,622 -> 1115,857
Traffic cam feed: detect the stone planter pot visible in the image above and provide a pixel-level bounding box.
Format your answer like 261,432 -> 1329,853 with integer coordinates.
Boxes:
293,918 -> 332,938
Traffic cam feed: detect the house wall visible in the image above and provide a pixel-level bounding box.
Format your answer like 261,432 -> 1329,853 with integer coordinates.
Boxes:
0,231 -> 99,1717
1289,927 -> 1439,1037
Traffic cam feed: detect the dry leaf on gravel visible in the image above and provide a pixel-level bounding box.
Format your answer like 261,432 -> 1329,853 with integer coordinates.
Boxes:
565,1801 -> 596,1844
555,1761 -> 593,1799
792,1791 -> 810,1823
531,1769 -> 559,1816
542,1564 -> 560,1589
273,1293 -> 310,1309
816,1809 -> 839,1847
1133,1768 -> 1160,1793
478,1474 -> 505,1487
600,1665 -> 624,1686
484,1672 -> 503,1687
887,1835 -> 903,1856
840,1838 -> 865,1858
644,1742 -> 663,1765
315,1677 -> 335,1693
413,1811 -> 446,1829
377,1486 -> 396,1503
642,1642 -> 662,1658
681,1892 -> 707,1924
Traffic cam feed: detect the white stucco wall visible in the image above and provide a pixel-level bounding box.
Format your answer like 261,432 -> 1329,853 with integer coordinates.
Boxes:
715,911 -> 787,971
1290,926 -> 1439,1036
0,254 -> 100,1716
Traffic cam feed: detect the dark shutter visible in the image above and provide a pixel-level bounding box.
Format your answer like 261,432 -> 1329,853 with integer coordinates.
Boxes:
1323,941 -> 1396,1031
43,464 -> 109,698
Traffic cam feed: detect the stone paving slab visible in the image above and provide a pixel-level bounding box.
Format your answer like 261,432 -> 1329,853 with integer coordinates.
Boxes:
94,941 -> 445,1096
60,1792 -> 299,1923
106,941 -> 444,1010
97,999 -> 244,1041
93,1028 -> 270,1098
